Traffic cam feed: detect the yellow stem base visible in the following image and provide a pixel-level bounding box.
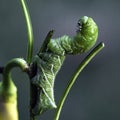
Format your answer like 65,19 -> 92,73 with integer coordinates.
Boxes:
0,101 -> 18,120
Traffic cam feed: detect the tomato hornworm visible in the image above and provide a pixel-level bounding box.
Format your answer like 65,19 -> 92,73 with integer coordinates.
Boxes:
31,16 -> 98,115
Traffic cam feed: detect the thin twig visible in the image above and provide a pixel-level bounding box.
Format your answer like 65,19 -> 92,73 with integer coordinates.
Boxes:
54,42 -> 105,120
20,0 -> 34,64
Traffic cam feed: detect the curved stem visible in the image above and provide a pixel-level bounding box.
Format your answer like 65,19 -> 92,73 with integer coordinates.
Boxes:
0,58 -> 29,120
3,58 -> 29,89
20,0 -> 34,64
54,42 -> 105,120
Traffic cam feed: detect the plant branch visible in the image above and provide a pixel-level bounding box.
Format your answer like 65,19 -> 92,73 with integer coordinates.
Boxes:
20,0 -> 34,64
54,42 -> 105,120
0,58 -> 29,120
3,58 -> 29,89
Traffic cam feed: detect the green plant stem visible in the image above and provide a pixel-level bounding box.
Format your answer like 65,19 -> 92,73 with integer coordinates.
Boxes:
3,58 -> 29,89
54,42 -> 105,120
20,0 -> 34,64
20,1 -> 35,119
0,58 -> 29,120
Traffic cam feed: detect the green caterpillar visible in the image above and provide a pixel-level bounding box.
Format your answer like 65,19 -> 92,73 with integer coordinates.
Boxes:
31,16 -> 98,115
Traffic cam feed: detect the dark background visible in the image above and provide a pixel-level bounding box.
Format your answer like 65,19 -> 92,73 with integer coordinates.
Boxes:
0,0 -> 120,120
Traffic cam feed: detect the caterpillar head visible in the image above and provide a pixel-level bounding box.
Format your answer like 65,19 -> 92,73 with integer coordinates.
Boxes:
75,16 -> 98,53
77,16 -> 88,32
77,16 -> 98,34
